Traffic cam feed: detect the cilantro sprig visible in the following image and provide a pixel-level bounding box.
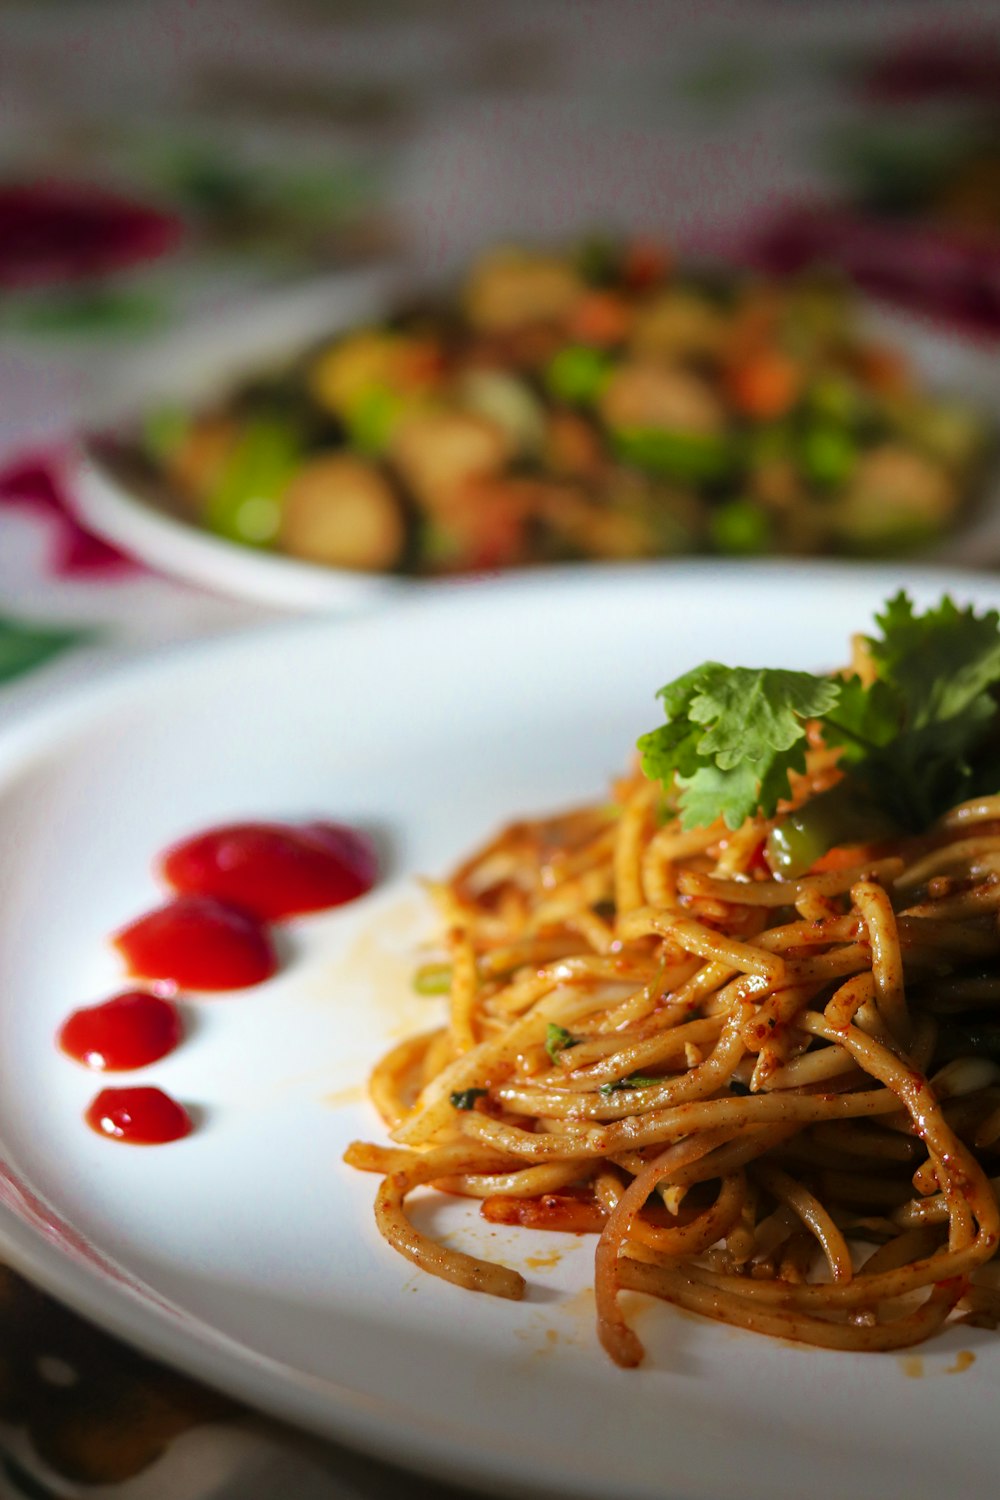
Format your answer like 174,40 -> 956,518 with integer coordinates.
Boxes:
637,593 -> 1000,873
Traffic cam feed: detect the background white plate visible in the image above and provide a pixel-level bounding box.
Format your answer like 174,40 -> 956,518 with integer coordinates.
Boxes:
73,267 -> 425,613
2,562 -> 1000,1500
72,272 -> 1000,611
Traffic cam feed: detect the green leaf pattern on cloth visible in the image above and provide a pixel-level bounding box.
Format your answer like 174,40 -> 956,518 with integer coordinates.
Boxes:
0,617 -> 91,683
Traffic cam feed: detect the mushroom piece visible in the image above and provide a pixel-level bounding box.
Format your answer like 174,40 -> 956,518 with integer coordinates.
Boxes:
599,362 -> 725,434
628,290 -> 728,362
278,454 -> 406,571
390,408 -> 511,513
463,247 -> 584,333
544,410 -> 606,479
457,369 -> 546,455
833,444 -> 958,550
307,331 -> 440,420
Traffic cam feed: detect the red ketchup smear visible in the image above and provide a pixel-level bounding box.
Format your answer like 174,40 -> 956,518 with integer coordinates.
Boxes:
63,817 -> 378,1145
160,820 -> 378,921
114,894 -> 276,992
85,1086 -> 192,1145
59,991 -> 183,1071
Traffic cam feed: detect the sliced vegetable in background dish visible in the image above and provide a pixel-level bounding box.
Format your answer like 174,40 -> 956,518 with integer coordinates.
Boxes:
125,239 -> 994,577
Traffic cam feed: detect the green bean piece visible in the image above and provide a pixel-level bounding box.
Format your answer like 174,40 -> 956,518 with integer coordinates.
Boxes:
766,779 -> 901,878
806,373 -> 868,430
799,424 -> 857,490
413,962 -> 453,995
545,346 -> 613,404
204,418 -> 301,546
343,387 -> 405,455
613,428 -> 736,484
709,497 -> 772,555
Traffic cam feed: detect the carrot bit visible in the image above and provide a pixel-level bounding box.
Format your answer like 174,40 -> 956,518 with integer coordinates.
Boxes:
726,349 -> 802,419
568,291 -> 631,346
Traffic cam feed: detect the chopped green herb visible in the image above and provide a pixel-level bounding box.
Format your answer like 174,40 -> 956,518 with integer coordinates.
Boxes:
546,1023 -> 578,1062
599,1072 -> 661,1096
450,1088 -> 488,1111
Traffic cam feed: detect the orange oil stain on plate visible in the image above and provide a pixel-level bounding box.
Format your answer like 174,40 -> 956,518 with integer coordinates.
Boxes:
323,1083 -> 366,1108
900,1350 -> 975,1379
303,897 -> 440,1038
524,1249 -> 563,1271
515,1286 -> 596,1356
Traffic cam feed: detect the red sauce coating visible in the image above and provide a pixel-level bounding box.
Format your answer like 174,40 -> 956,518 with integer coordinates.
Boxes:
114,895 -> 276,991
161,820 -> 378,921
59,991 -> 182,1071
85,1086 -> 192,1145
481,1193 -> 607,1233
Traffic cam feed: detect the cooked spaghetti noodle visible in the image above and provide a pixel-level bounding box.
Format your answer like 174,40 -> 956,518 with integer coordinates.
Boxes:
346,752 -> 1000,1364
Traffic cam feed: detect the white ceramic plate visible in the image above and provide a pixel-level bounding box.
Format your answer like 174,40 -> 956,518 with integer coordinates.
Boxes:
72,275 -> 1000,611
2,562 -> 1000,1500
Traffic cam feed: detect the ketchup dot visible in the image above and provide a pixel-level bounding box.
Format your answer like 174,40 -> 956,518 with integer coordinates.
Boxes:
86,1086 -> 192,1145
114,895 -> 276,991
160,820 -> 378,921
59,991 -> 182,1071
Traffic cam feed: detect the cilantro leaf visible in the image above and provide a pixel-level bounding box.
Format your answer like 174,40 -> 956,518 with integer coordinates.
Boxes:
638,665 -> 838,829
821,674 -> 898,758
636,715 -> 705,789
831,595 -> 1000,830
675,761 -> 762,831
690,668 -> 840,770
868,592 -> 1000,728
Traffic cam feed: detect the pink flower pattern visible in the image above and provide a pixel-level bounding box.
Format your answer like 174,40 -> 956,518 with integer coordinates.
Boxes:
0,456 -> 141,578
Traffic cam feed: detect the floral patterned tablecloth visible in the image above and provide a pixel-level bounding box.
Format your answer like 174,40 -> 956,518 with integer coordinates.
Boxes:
3,1 -> 1000,1495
